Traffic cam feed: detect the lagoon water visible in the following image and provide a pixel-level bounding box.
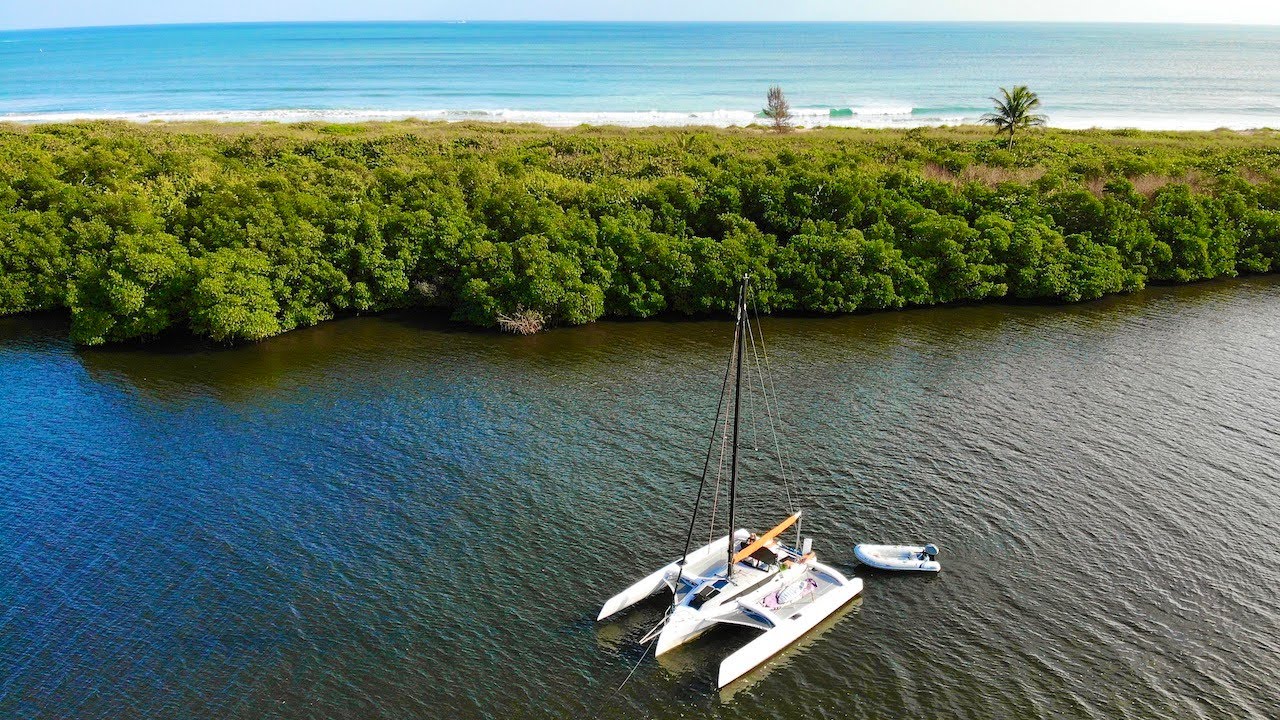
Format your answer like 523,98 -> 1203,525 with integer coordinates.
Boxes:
3,279 -> 1280,718
2,21 -> 1280,129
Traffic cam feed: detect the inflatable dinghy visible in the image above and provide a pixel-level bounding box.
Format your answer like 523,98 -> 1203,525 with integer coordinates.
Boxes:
854,543 -> 941,572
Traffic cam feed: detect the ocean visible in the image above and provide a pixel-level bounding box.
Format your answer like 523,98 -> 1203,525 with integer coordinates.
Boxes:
2,21 -> 1279,129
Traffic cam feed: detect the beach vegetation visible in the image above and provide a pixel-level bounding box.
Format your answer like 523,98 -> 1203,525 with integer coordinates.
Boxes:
763,86 -> 793,134
982,86 -> 1048,149
0,120 -> 1278,344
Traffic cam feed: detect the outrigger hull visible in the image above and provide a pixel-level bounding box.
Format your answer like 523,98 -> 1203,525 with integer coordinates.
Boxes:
717,572 -> 863,687
597,535 -> 730,621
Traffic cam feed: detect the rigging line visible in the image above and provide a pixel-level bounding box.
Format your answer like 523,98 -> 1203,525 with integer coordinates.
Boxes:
748,293 -> 809,548
746,294 -> 796,516
745,321 -> 790,515
674,318 -> 737,594
710,347 -> 737,544
750,321 -> 794,503
710,304 -> 742,544
748,291 -> 798,493
744,312 -> 760,452
727,276 -> 748,579
709,402 -> 731,546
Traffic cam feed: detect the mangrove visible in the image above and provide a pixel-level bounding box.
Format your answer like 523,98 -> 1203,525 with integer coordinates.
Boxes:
0,121 -> 1278,344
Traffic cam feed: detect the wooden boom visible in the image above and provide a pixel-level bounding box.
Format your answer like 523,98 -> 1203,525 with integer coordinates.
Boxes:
732,511 -> 802,564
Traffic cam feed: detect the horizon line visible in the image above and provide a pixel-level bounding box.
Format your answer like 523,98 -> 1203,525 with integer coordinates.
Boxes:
5,18 -> 1280,33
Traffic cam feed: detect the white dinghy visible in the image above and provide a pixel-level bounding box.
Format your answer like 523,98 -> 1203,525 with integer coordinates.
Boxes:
598,275 -> 863,688
854,543 -> 941,572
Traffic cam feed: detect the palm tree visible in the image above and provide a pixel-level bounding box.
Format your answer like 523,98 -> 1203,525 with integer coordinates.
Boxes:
981,86 -> 1047,149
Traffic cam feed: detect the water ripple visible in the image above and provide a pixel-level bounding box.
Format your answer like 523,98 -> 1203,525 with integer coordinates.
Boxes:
3,279 -> 1280,718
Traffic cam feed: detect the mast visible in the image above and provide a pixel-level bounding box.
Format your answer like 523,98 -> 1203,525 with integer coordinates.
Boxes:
727,274 -> 748,578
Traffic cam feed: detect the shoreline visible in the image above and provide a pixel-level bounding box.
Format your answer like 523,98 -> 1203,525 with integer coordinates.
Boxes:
7,273 -> 1278,352
3,120 -> 1277,149
3,109 -> 1278,132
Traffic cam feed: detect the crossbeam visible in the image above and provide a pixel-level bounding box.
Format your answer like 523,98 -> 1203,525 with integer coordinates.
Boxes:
731,511 -> 802,565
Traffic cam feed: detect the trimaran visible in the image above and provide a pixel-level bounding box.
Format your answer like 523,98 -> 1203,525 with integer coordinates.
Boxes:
598,275 -> 863,688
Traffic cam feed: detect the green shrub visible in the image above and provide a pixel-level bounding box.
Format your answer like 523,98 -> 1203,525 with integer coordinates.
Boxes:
0,121 -> 1277,344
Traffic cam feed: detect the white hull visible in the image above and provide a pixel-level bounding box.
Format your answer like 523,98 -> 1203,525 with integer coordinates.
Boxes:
597,535 -> 730,621
718,568 -> 863,687
654,561 -> 797,656
600,529 -> 864,688
854,543 -> 941,572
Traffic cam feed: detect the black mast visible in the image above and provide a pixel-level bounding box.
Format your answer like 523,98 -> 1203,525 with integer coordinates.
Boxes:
727,274 -> 748,578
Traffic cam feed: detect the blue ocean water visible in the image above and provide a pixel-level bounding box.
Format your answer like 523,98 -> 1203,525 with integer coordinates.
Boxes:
1,21 -> 1279,128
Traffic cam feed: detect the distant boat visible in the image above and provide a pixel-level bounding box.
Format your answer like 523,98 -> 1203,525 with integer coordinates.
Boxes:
598,275 -> 863,688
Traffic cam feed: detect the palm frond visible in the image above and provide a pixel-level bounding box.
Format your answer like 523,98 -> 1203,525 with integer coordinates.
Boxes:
984,86 -> 1047,146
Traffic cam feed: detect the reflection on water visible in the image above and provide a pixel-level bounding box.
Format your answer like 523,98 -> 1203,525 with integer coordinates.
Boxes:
3,278 -> 1280,719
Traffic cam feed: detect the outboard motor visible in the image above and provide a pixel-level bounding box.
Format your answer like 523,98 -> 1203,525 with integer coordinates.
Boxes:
923,543 -> 939,562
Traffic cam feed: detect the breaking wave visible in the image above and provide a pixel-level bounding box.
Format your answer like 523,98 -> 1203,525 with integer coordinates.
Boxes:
2,106 -> 1272,131
0,105 -> 980,128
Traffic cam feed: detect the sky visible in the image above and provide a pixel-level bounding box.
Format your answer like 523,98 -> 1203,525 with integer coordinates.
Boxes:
3,0 -> 1280,31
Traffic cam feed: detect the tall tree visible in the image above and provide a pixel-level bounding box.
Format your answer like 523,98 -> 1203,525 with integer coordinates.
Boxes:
981,85 -> 1047,149
763,85 -> 793,134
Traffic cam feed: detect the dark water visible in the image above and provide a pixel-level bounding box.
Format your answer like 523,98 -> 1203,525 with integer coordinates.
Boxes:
3,280 -> 1279,719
